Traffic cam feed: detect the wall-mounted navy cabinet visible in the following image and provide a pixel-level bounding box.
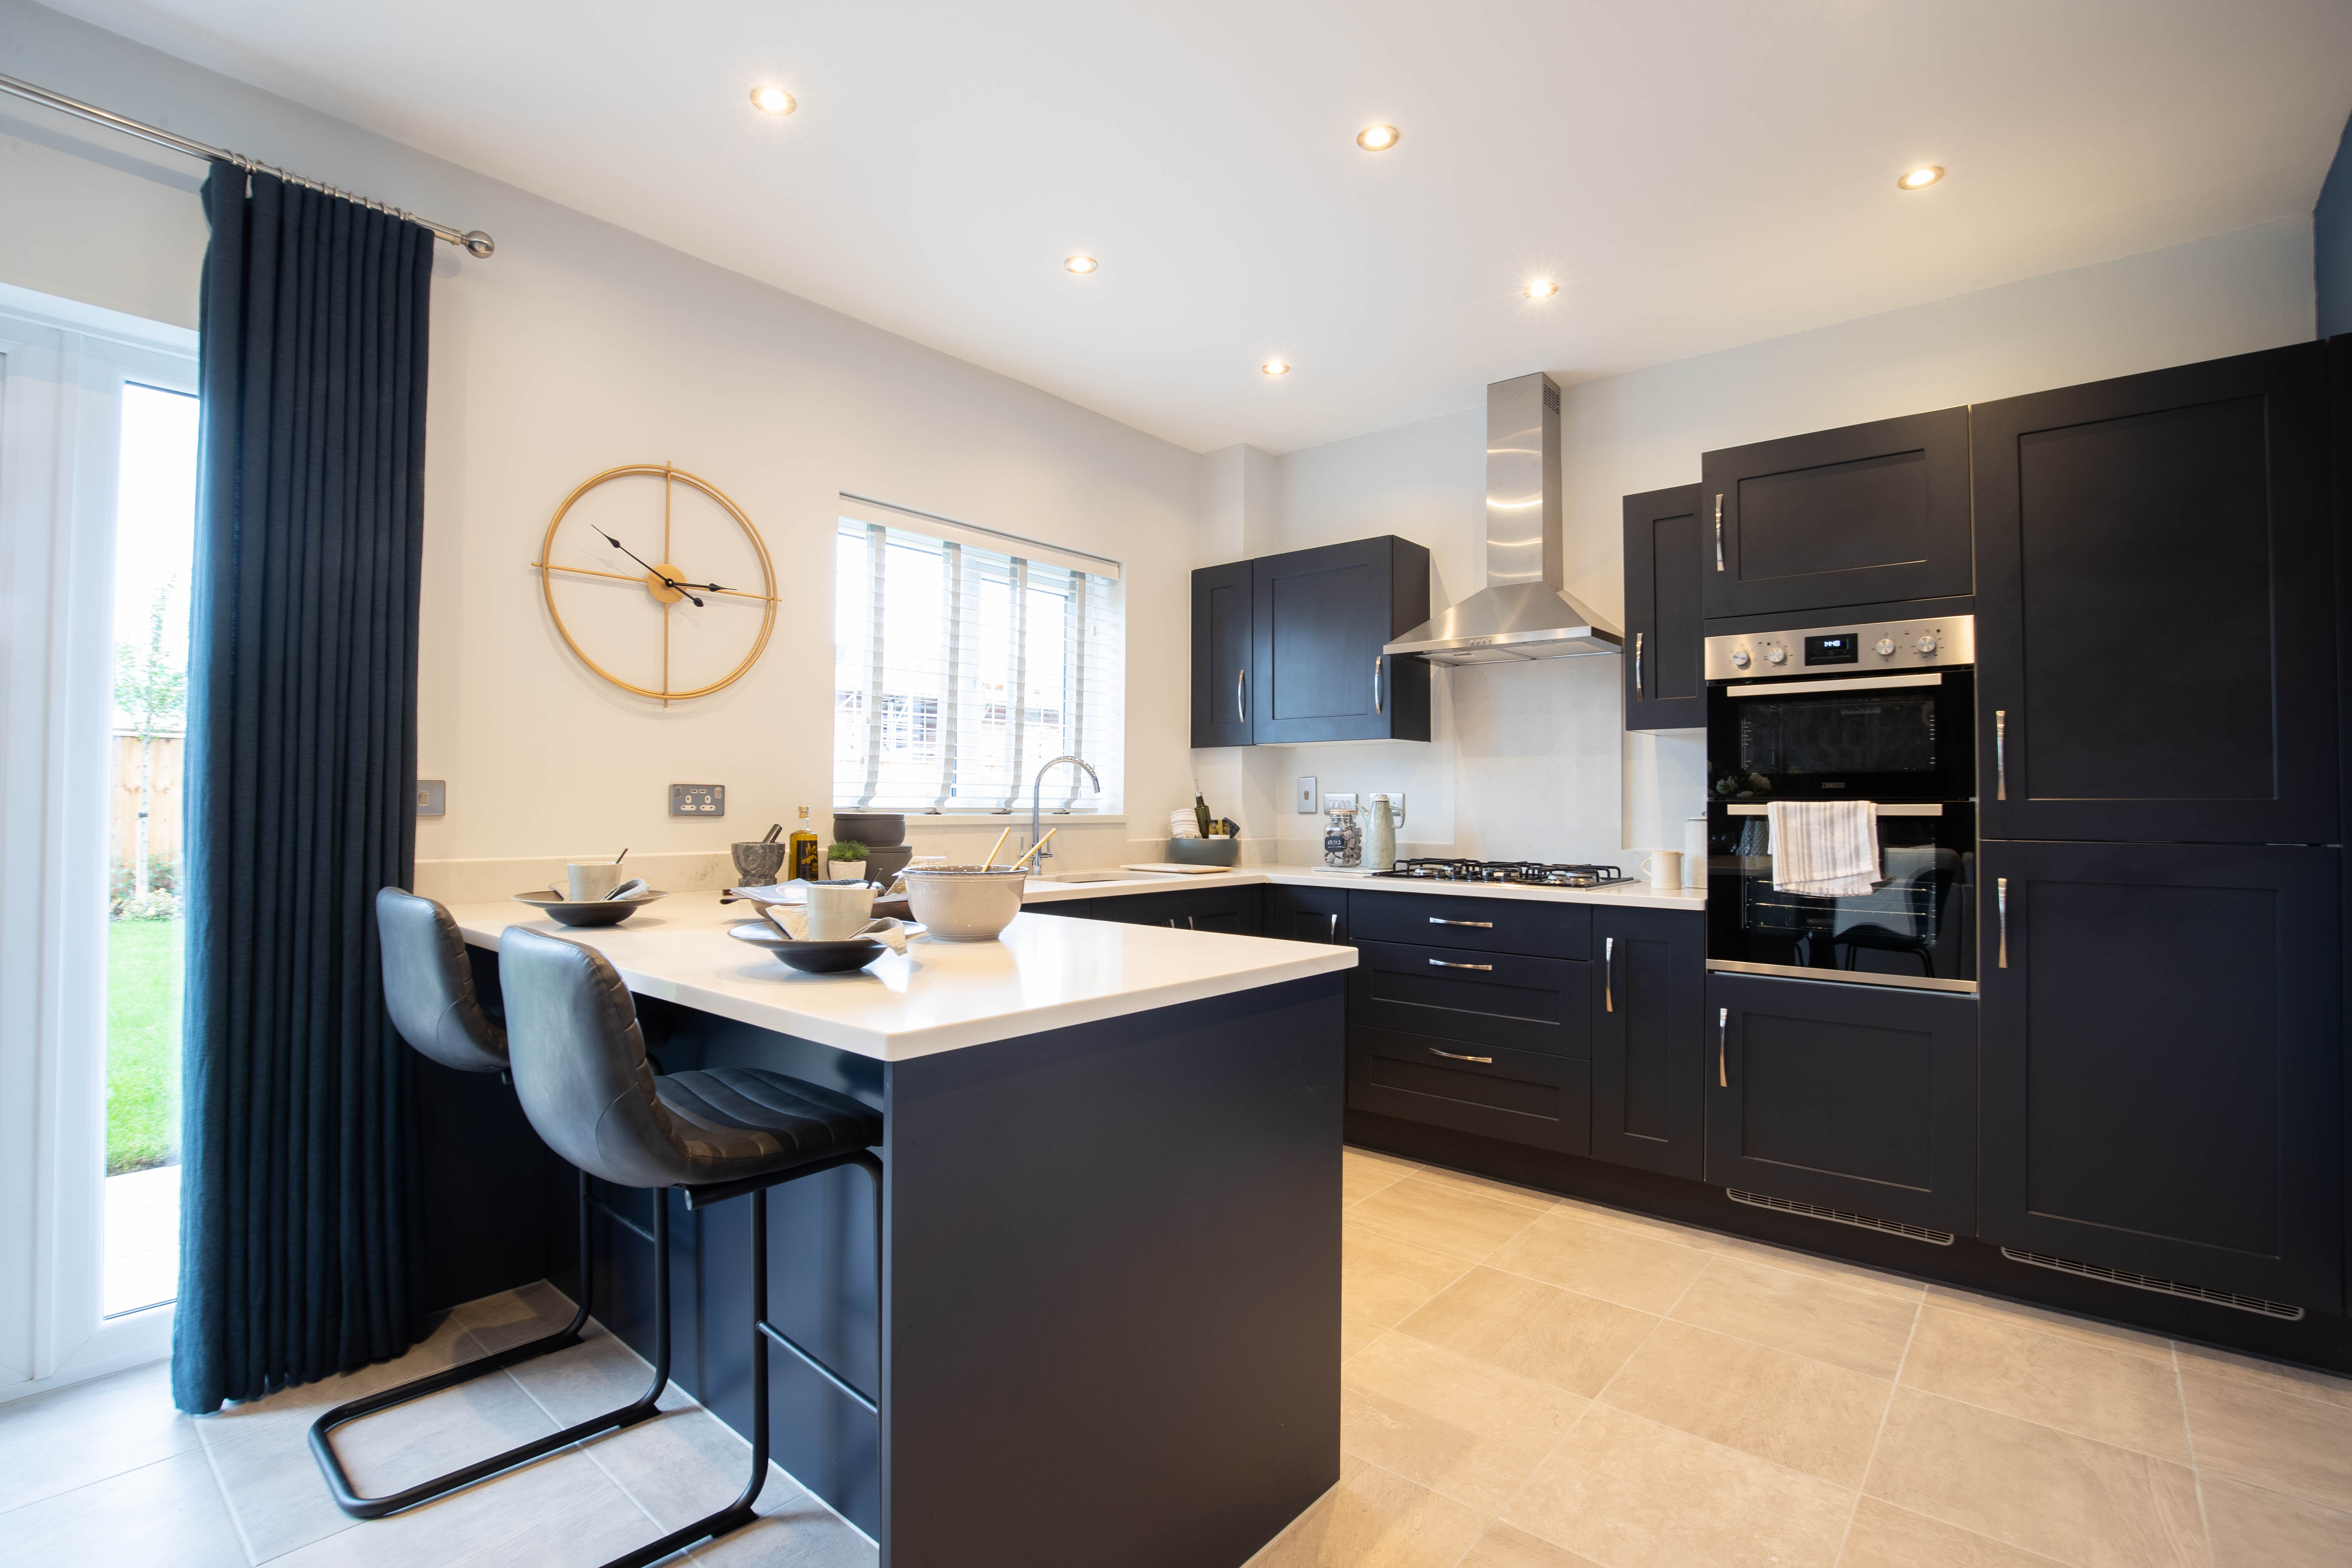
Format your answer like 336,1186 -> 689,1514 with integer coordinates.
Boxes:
1621,484 -> 1706,731
1590,906 -> 1705,1179
1973,343 -> 2337,845
1700,407 -> 1972,622
1189,536 -> 1431,747
1977,839 -> 2342,1313
1704,972 -> 1978,1235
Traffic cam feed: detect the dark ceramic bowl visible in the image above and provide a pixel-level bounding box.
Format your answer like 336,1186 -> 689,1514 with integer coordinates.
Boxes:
727,919 -> 922,974
511,890 -> 666,927
832,812 -> 907,848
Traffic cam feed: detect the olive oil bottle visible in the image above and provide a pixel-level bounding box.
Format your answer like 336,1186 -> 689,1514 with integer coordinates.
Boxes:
787,806 -> 823,882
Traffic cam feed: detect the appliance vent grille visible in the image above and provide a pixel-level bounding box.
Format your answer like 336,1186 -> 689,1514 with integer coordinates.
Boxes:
1997,1248 -> 2304,1321
1727,1189 -> 1954,1245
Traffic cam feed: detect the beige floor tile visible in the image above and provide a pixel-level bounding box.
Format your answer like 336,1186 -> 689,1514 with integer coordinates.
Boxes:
1342,1312 -> 1390,1362
1455,1519 -> 1608,1568
2201,1473 -> 2352,1568
693,1481 -> 879,1566
1341,1332 -> 1587,1511
1864,1387 -> 2205,1568
1669,1252 -> 1919,1379
261,1445 -> 658,1568
1345,1148 -> 1416,1206
0,1357 -> 200,1513
1838,1497 -> 2069,1568
1900,1303 -> 2191,1462
1551,1196 -> 1727,1253
1599,1319 -> 1891,1487
2181,1368 -> 2352,1513
1350,1176 -> 1550,1262
1397,1266 -> 1657,1398
1487,1209 -> 1714,1315
453,1280 -> 596,1354
1713,1236 -> 1926,1302
1501,1403 -> 1854,1568
2174,1341 -> 2352,1412
1344,1221 -> 1475,1329
1923,1284 -> 2174,1363
1379,1156 -> 1557,1213
1243,1455 -> 1491,1568
0,1449 -> 248,1567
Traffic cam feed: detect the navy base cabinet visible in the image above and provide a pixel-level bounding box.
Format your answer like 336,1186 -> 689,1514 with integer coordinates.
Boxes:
1704,972 -> 1978,1235
1978,839 -> 2343,1314
1591,907 -> 1706,1179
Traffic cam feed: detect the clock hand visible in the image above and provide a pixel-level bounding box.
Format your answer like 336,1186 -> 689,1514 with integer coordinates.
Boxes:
595,527 -> 705,606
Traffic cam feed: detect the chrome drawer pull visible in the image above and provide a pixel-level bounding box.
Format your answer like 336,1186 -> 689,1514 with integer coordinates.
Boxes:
1603,936 -> 1614,1011
1237,668 -> 1247,724
1996,877 -> 2008,968
1713,493 -> 1725,571
1428,959 -> 1493,971
1372,653 -> 1384,715
1430,1047 -> 1494,1064
1717,1007 -> 1729,1087
1633,631 -> 1644,698
1325,912 -> 1340,940
1995,709 -> 2007,801
1428,917 -> 1494,928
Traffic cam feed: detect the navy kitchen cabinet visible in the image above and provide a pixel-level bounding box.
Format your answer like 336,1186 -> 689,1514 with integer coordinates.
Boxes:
1250,537 -> 1431,744
1083,885 -> 1265,936
1189,560 -> 1254,748
1700,407 -> 1972,622
1347,1026 -> 1591,1156
1977,839 -> 2342,1314
1265,883 -> 1349,945
1704,972 -> 1978,1235
1349,891 -> 1590,961
1622,484 -> 1706,731
1973,343 -> 2336,846
1349,940 -> 1592,1059
1590,906 -> 1705,1180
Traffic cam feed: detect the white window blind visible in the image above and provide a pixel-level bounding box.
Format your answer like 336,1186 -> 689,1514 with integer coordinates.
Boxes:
833,513 -> 1123,813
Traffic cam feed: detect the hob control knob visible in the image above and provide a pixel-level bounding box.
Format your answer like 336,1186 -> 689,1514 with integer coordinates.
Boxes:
1730,649 -> 1750,668
1874,637 -> 1896,657
1914,634 -> 1938,655
1764,646 -> 1787,665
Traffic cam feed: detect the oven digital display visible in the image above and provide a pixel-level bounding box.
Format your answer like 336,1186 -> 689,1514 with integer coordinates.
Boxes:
1804,633 -> 1859,665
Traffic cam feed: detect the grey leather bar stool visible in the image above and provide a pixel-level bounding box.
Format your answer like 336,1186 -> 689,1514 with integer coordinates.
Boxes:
311,889 -> 660,1517
499,924 -> 884,1568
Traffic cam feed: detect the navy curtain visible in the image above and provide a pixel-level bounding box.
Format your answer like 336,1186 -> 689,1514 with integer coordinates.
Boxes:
174,164 -> 434,1414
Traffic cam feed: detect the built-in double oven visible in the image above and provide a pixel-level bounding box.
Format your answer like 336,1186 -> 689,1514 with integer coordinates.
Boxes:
1703,613 -> 1977,992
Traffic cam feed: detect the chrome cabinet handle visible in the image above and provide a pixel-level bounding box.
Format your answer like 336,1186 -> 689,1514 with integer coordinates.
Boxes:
1997,877 -> 2008,968
1428,917 -> 1494,928
1325,911 -> 1340,941
1633,632 -> 1644,698
1603,936 -> 1614,1011
1713,494 -> 1725,571
1372,654 -> 1384,715
1430,1047 -> 1494,1064
1717,1007 -> 1729,1087
1237,668 -> 1247,725
1186,915 -> 1197,931
1995,709 -> 2007,801
1428,959 -> 1493,971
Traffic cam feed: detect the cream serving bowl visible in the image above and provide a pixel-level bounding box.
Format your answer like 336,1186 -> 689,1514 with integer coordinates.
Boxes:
897,866 -> 1029,941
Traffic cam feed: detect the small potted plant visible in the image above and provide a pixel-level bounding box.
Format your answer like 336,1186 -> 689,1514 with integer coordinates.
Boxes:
826,840 -> 870,883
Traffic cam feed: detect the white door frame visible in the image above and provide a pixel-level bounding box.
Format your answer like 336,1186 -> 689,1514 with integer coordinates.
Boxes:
0,282 -> 198,1402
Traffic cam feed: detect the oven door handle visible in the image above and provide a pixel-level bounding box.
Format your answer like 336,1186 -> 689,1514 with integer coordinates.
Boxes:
1723,673 -> 1944,696
1724,802 -> 1943,817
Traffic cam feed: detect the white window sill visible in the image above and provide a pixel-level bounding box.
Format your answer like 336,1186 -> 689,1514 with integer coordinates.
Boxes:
876,812 -> 1130,825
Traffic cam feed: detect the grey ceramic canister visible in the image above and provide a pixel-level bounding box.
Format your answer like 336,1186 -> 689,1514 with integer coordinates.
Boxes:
1364,793 -> 1397,872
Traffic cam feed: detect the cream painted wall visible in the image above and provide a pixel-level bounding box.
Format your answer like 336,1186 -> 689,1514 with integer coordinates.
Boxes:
0,0 -> 1206,888
1202,217 -> 2318,867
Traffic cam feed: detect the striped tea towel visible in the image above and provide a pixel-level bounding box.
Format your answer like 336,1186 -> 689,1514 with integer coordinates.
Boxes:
1767,801 -> 1882,897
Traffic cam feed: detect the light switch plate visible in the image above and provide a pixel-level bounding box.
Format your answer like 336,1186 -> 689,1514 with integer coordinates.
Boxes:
669,783 -> 726,817
1296,776 -> 1318,813
415,779 -> 446,817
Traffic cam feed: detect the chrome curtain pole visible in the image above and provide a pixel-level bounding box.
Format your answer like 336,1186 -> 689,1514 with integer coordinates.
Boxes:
0,69 -> 495,257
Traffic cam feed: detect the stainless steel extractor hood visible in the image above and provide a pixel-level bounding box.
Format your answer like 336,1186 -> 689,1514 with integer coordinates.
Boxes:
1384,371 -> 1623,665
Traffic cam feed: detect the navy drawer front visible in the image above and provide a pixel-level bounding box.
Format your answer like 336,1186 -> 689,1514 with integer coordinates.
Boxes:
1349,891 -> 1591,959
1348,1026 -> 1590,1155
1350,940 -> 1591,1057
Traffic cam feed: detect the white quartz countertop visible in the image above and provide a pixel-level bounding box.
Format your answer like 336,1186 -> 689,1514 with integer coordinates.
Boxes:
448,891 -> 1357,1062
1020,866 -> 1709,911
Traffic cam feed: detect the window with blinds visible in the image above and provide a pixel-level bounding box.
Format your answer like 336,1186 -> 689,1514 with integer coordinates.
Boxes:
832,511 -> 1123,814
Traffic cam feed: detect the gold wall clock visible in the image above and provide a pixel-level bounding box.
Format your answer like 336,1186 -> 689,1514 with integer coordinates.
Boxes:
532,463 -> 778,705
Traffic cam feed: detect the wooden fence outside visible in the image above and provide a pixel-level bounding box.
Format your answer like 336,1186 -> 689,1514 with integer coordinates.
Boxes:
112,732 -> 184,872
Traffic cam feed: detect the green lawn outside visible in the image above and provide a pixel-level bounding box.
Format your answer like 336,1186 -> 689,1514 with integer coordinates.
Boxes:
108,916 -> 182,1174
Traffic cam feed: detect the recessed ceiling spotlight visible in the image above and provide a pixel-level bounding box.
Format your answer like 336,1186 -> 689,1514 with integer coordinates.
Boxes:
1897,165 -> 1944,191
750,85 -> 796,116
1065,254 -> 1099,274
1261,359 -> 1291,377
1525,279 -> 1559,299
1356,124 -> 1400,153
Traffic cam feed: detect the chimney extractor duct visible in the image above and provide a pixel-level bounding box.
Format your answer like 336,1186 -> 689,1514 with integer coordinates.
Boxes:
1384,371 -> 1623,664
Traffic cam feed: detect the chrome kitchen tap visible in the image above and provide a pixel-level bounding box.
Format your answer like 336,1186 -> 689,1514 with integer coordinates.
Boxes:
1027,754 -> 1099,867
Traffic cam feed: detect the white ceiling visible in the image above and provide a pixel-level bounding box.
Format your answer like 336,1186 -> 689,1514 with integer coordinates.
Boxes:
46,0 -> 2352,453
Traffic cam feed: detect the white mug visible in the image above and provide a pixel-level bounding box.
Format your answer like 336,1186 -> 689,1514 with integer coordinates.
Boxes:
1639,849 -> 1683,891
805,881 -> 878,941
566,861 -> 622,900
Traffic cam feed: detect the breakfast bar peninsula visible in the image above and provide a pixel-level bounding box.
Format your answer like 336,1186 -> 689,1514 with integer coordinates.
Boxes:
419,891 -> 1355,1568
